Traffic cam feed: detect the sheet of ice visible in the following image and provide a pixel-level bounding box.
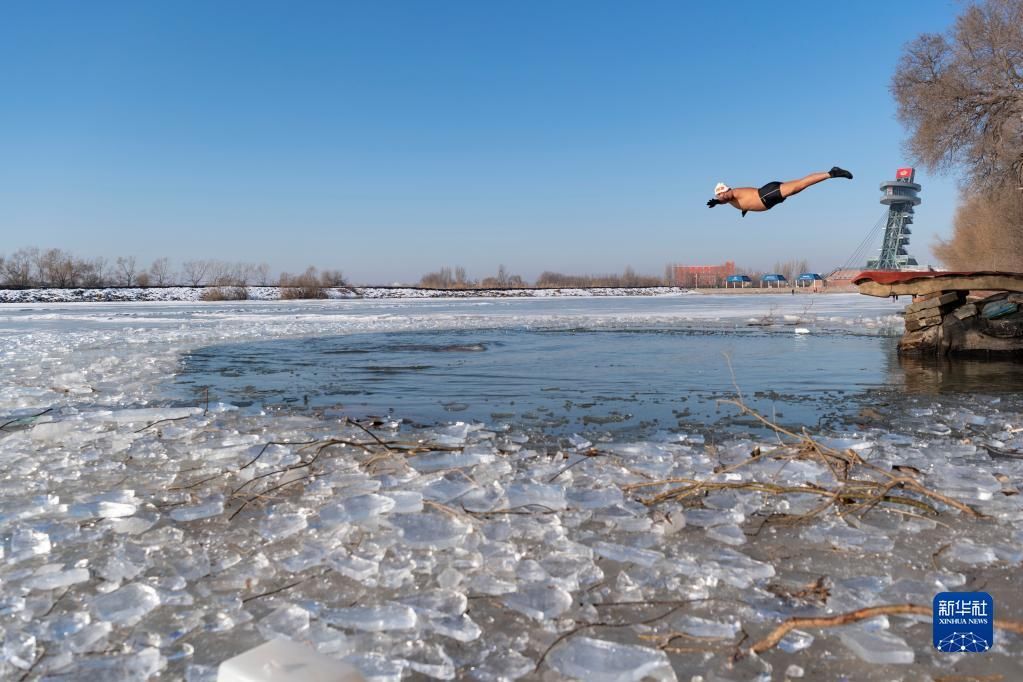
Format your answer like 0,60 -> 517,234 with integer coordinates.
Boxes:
548,636 -> 677,682
170,496 -> 225,522
25,566 -> 90,590
387,513 -> 469,550
838,627 -> 915,664
502,584 -> 573,620
91,583 -> 161,626
591,541 -> 664,567
322,604 -> 417,632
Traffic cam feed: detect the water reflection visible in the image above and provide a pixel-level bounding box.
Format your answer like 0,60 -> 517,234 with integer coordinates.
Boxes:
896,354 -> 1023,394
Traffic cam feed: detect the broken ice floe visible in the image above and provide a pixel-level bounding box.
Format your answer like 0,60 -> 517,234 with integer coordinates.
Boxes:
1,299 -> 1022,680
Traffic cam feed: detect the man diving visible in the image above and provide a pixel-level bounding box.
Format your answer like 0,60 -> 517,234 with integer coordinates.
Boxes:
707,167 -> 853,216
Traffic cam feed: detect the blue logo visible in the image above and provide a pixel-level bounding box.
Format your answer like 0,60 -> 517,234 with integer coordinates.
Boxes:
933,592 -> 993,653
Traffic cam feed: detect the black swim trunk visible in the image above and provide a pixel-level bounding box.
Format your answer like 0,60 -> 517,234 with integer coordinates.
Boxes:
758,181 -> 785,210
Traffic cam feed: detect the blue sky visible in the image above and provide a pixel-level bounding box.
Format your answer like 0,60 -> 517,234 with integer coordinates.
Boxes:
1,1 -> 963,283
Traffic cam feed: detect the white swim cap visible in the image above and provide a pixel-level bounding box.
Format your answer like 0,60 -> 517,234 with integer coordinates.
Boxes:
714,182 -> 731,195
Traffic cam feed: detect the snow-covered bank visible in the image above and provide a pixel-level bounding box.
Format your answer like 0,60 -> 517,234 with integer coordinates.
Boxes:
0,285 -> 695,303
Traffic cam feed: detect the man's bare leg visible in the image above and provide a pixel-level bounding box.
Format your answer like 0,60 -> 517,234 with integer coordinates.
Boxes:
779,172 -> 831,198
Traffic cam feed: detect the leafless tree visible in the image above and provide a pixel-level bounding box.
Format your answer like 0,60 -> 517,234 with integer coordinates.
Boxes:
772,259 -> 810,283
80,258 -> 108,287
255,262 -> 271,286
115,256 -> 138,286
232,263 -> 254,287
279,267 -> 328,299
892,0 -> 1023,191
892,0 -> 1023,267
3,248 -> 36,286
481,264 -> 526,288
420,267 -> 454,289
35,249 -> 78,287
934,190 -> 1023,269
453,266 -> 474,288
182,260 -> 210,287
205,260 -> 230,286
149,257 -> 174,286
319,269 -> 346,287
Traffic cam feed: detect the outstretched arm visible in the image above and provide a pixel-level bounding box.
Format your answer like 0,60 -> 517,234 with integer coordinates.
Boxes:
707,189 -> 734,207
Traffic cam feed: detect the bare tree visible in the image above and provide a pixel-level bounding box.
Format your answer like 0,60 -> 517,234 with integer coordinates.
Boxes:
149,257 -> 173,286
772,259 -> 809,283
206,261 -> 237,286
481,264 -> 526,288
231,263 -> 255,287
420,267 -> 454,289
934,190 -> 1023,269
182,260 -> 210,287
892,0 -> 1022,190
279,267 -> 328,299
255,262 -> 271,286
35,249 -> 78,287
115,256 -> 138,286
5,248 -> 38,286
319,269 -> 346,287
892,0 -> 1023,268
453,266 -> 474,288
80,258 -> 108,287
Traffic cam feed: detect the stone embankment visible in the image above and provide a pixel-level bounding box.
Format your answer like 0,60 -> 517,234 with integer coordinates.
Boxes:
852,270 -> 1023,356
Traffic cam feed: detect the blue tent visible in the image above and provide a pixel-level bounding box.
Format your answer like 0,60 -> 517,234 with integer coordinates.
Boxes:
725,274 -> 752,288
761,274 -> 787,282
796,272 -> 824,288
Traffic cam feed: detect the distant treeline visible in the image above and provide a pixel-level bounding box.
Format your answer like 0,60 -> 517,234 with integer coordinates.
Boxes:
0,248 -> 345,300
0,249 -> 345,292
1,248 -> 821,293
418,265 -> 667,289
418,261 -> 817,289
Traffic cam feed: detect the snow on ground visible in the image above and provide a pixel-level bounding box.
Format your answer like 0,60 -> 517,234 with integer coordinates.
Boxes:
0,285 -> 696,304
1,298 -> 1021,680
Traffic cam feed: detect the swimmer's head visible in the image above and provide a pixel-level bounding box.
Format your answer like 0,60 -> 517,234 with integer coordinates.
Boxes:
714,182 -> 731,196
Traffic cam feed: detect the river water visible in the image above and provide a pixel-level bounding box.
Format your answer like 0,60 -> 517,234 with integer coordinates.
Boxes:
172,294 -> 1022,436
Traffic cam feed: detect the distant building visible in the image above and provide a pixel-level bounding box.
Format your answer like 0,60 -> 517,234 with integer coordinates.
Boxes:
670,261 -> 736,288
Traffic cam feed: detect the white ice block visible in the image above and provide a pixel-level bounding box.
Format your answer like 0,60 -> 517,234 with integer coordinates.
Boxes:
218,639 -> 364,682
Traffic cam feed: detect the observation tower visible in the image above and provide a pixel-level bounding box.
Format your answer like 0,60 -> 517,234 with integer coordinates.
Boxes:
867,167 -> 920,270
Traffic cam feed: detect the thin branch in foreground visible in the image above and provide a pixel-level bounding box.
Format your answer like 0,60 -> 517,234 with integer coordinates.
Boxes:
133,415 -> 192,433
742,603 -> 1023,659
534,604 -> 690,673
532,597 -> 746,673
239,440 -> 318,470
18,645 -> 46,682
242,568 -> 332,603
0,407 -> 53,431
345,418 -> 395,451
